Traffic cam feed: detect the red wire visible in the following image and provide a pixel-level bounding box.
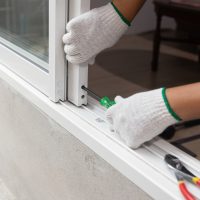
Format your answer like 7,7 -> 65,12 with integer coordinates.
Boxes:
179,182 -> 196,200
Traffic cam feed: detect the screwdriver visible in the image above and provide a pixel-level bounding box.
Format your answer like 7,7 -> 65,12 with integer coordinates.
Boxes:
81,86 -> 116,109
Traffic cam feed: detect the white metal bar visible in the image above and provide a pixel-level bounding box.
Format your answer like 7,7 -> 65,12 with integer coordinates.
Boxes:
0,43 -> 50,96
49,0 -> 67,102
67,0 -> 90,106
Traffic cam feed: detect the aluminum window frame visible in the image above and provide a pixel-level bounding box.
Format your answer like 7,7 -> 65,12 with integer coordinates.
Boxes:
0,0 -> 91,103
0,1 -> 200,198
0,0 -> 67,102
67,0 -> 90,106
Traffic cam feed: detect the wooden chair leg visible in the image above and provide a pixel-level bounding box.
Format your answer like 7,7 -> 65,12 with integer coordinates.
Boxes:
151,13 -> 162,72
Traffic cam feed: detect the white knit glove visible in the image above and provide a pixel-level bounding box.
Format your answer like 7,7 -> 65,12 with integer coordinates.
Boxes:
106,88 -> 181,149
63,3 -> 129,64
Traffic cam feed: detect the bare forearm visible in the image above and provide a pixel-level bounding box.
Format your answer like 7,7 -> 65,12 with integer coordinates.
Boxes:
166,82 -> 200,121
112,0 -> 146,22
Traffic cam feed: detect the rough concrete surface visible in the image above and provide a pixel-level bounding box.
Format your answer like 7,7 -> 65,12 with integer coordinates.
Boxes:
0,78 -> 152,200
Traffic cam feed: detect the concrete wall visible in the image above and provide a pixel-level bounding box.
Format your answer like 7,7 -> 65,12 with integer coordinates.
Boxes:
0,77 -> 152,200
91,0 -> 176,34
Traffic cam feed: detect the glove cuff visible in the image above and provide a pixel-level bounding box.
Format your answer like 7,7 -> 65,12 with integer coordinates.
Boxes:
142,88 -> 181,132
97,3 -> 129,37
110,2 -> 131,26
162,88 -> 182,121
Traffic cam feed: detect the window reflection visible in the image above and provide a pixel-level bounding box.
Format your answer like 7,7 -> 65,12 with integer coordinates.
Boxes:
0,0 -> 49,63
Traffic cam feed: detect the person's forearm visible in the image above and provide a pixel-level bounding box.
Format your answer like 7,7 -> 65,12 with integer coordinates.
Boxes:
166,82 -> 200,121
112,0 -> 146,22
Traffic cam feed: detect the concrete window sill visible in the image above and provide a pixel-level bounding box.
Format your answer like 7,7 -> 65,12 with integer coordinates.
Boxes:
0,63 -> 199,200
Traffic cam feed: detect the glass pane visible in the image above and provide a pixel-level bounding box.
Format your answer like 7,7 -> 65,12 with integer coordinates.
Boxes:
0,0 -> 49,68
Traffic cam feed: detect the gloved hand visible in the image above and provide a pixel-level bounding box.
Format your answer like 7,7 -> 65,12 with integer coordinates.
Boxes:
106,88 -> 181,149
63,3 -> 129,64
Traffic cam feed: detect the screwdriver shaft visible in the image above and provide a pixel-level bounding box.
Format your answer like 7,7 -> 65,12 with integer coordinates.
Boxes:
81,86 -> 101,101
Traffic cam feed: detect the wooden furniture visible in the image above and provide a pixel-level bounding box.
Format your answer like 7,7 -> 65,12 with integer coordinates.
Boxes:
152,0 -> 200,71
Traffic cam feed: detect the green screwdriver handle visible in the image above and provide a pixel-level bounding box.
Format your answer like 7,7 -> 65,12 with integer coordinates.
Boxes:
100,96 -> 116,109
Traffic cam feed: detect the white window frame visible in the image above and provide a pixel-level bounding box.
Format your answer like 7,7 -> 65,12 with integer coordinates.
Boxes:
0,0 -> 90,104
0,0 -> 67,102
67,0 -> 90,106
0,1 -> 200,199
